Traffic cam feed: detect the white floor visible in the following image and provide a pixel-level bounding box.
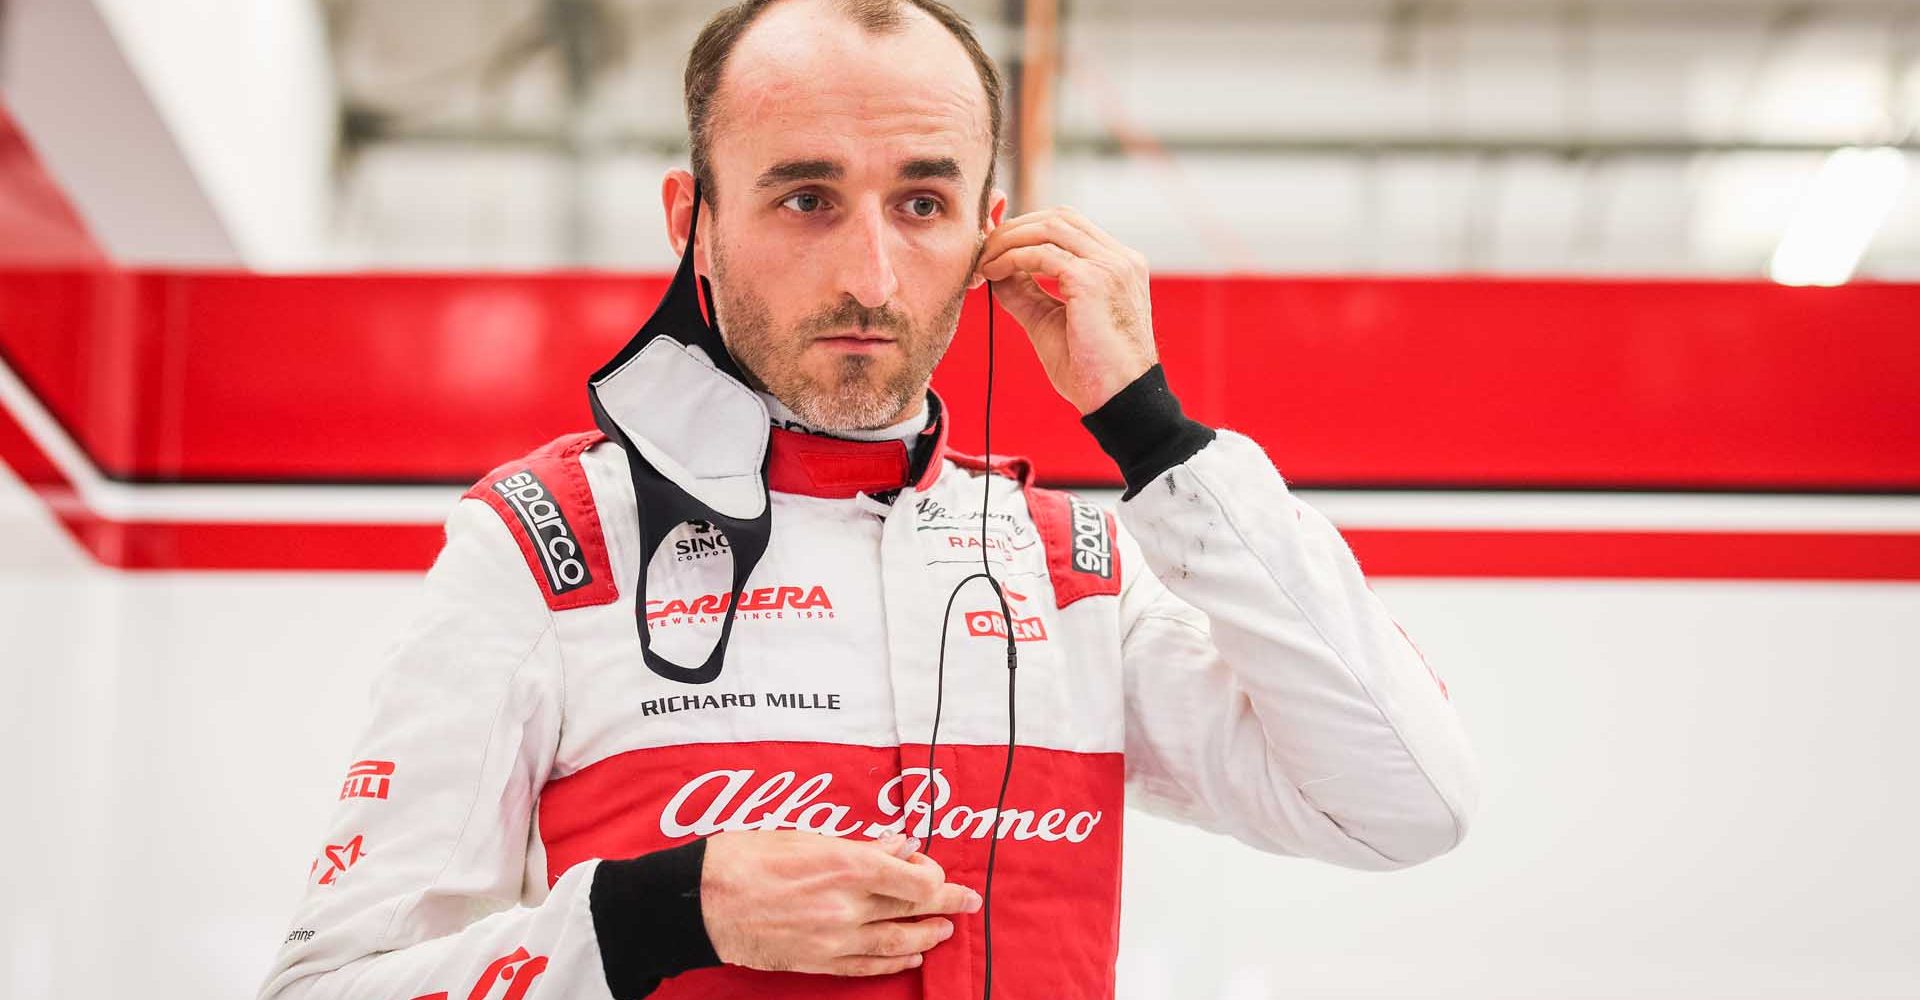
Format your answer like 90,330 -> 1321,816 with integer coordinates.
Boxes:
4,461 -> 1918,999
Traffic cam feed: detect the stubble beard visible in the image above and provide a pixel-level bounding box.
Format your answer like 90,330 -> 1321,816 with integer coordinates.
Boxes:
709,238 -> 974,432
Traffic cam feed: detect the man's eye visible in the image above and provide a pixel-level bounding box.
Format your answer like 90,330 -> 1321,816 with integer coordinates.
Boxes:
781,192 -> 824,213
906,196 -> 941,218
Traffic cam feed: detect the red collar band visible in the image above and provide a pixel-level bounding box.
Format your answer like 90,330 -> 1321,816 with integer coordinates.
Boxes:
765,391 -> 950,499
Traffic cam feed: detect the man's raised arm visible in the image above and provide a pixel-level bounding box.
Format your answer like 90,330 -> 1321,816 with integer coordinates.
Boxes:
1092,366 -> 1482,870
977,204 -> 1480,872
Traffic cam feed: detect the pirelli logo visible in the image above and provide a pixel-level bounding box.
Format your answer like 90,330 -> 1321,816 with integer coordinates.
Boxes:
1068,497 -> 1113,579
494,470 -> 592,596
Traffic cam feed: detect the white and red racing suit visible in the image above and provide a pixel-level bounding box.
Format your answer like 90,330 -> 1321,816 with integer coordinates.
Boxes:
255,365 -> 1480,1000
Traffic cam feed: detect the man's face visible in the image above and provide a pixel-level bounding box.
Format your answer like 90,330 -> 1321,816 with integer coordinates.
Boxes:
684,0 -> 1005,431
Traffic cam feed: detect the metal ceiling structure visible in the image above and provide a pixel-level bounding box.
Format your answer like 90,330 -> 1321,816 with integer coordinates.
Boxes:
316,0 -> 1920,273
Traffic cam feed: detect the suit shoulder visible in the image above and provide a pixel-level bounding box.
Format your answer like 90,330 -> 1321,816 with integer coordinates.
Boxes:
461,431 -> 618,611
1021,483 -> 1123,609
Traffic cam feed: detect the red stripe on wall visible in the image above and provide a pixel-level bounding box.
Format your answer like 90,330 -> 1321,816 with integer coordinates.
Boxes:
0,394 -> 451,569
1,270 -> 1915,490
70,520 -> 448,572
1342,528 -> 1920,581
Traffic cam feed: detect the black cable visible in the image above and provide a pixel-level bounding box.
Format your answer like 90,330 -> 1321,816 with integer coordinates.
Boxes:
921,281 -> 1018,999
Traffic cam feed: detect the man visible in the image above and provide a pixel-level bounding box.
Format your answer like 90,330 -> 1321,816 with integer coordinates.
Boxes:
257,1 -> 1479,998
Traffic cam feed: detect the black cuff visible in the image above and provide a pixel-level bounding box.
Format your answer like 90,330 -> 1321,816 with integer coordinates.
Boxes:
1081,364 -> 1217,500
590,837 -> 723,998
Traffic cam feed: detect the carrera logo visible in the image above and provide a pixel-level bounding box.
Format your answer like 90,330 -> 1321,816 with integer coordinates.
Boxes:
646,585 -> 834,623
1069,497 -> 1113,579
493,471 -> 591,595
965,609 -> 1049,642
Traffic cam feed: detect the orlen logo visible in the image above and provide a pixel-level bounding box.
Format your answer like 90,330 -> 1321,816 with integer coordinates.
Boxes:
660,767 -> 1104,844
1068,497 -> 1113,579
492,470 -> 591,596
646,585 -> 832,622
965,610 -> 1048,642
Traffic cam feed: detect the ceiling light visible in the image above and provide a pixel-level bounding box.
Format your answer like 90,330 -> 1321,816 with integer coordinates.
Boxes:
1768,146 -> 1909,287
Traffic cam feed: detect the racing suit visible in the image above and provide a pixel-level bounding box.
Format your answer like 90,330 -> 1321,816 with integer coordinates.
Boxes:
255,364 -> 1480,1000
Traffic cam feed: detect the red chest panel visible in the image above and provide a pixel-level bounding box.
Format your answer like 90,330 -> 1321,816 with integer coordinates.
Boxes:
539,740 -> 1126,999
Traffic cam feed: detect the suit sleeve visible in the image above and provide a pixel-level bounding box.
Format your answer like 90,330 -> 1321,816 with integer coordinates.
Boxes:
1091,368 -> 1481,871
255,498 -> 715,1000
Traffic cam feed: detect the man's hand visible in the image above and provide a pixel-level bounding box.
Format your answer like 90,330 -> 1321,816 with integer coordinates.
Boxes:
976,206 -> 1159,415
700,830 -> 983,976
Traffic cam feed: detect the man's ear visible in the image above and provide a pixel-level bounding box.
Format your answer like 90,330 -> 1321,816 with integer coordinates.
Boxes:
968,186 -> 1010,290
660,169 -> 710,272
985,186 -> 1008,230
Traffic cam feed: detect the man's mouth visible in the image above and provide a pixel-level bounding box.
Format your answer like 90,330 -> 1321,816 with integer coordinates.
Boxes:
815,330 -> 898,351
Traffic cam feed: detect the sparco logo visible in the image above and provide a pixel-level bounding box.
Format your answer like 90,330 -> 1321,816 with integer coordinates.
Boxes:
1069,497 -> 1113,579
493,471 -> 591,595
661,767 -> 1104,844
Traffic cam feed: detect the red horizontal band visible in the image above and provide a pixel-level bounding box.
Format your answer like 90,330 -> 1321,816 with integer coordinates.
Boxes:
1341,528 -> 1920,581
32,514 -> 1920,581
2,269 -> 1915,490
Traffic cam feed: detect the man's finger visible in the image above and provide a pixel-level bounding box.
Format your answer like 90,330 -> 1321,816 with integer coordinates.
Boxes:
826,953 -> 925,977
867,852 -> 982,917
864,881 -> 983,919
859,851 -> 945,904
986,271 -> 1062,328
989,206 -> 1142,273
851,915 -> 955,958
903,849 -> 947,881
868,833 -> 919,859
977,243 -> 1083,285
982,213 -> 1109,266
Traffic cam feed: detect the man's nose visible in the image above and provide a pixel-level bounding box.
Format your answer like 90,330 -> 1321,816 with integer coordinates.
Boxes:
837,198 -> 899,309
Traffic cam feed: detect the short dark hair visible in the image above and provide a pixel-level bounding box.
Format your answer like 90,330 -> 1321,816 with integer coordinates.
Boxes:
684,0 -> 1005,216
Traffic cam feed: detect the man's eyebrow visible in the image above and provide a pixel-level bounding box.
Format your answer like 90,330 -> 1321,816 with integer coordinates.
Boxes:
899,157 -> 963,182
754,159 -> 843,189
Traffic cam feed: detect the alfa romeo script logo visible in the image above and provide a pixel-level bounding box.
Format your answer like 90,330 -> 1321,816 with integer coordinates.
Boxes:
660,767 -> 1104,844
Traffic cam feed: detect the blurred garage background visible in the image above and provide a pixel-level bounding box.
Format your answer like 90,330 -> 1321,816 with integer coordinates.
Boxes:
2,1 -> 1917,998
